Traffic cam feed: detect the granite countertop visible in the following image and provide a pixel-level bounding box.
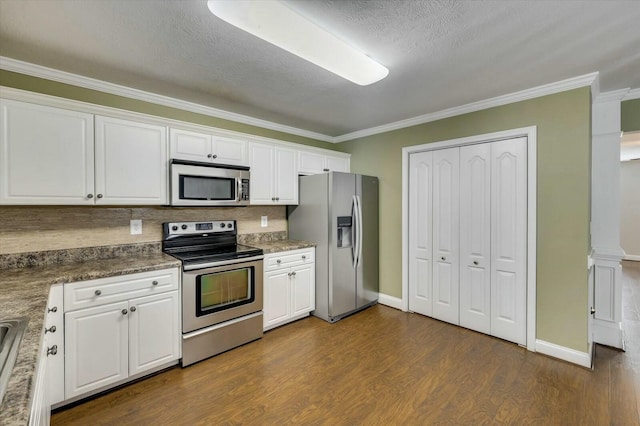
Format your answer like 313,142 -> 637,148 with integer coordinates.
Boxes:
0,249 -> 180,426
248,239 -> 316,254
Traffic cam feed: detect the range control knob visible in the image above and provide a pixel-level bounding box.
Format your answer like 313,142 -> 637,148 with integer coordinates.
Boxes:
171,225 -> 178,231
227,222 -> 233,228
220,223 -> 226,228
181,224 -> 188,230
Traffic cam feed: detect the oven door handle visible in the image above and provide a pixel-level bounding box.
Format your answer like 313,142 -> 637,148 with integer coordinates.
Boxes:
182,255 -> 264,271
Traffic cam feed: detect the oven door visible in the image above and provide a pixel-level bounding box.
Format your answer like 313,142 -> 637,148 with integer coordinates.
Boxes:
171,162 -> 249,206
182,257 -> 263,333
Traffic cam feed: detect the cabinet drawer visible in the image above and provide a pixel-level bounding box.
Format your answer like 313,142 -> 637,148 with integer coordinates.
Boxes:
64,268 -> 179,311
265,248 -> 315,270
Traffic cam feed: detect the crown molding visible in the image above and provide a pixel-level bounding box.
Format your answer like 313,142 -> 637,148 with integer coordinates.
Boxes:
0,56 -> 336,143
1,56 -> 602,144
594,88 -> 630,103
333,72 -> 599,142
623,88 -> 640,101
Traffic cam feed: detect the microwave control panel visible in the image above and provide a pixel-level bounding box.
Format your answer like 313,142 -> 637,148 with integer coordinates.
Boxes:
240,178 -> 250,201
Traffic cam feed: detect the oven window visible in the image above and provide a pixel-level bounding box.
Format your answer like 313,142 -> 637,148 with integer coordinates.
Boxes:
180,175 -> 235,200
196,267 -> 254,315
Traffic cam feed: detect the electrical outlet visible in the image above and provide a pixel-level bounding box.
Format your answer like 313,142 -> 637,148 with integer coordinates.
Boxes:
261,216 -> 268,227
130,219 -> 142,235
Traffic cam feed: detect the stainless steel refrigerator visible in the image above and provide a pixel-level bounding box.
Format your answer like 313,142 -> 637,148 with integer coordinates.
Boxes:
288,172 -> 379,323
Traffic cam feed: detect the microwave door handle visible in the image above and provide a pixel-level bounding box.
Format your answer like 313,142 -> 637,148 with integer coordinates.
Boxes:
237,178 -> 241,203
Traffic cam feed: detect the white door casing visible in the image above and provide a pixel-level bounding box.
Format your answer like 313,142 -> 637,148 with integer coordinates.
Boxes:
459,143 -> 492,334
432,148 -> 460,325
408,151 -> 434,316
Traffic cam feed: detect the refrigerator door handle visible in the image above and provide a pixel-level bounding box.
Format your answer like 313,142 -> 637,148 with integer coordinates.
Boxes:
356,195 -> 363,268
352,195 -> 359,268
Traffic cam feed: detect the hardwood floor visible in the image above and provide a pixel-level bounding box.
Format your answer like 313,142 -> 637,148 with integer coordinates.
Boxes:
53,264 -> 640,425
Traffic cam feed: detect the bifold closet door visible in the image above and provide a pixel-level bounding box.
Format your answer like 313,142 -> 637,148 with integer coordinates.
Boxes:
432,148 -> 459,324
490,137 -> 527,345
459,144 -> 491,334
408,151 -> 433,316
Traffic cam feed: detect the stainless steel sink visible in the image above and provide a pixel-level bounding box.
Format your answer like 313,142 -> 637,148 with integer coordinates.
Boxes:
0,317 -> 29,404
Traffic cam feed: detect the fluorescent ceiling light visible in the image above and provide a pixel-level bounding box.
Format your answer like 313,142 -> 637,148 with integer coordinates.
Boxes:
207,0 -> 389,86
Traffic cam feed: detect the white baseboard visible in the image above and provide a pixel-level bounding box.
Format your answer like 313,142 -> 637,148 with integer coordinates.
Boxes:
378,294 -> 404,311
535,339 -> 591,368
592,319 -> 624,349
623,254 -> 640,262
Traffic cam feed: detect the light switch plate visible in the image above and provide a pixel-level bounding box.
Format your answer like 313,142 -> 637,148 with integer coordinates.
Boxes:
130,219 -> 142,235
261,216 -> 268,227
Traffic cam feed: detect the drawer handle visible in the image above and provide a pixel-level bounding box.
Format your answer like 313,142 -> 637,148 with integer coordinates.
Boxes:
45,325 -> 56,334
130,306 -> 137,312
47,306 -> 57,313
47,345 -> 58,356
323,168 -> 330,172
152,280 -> 159,286
94,289 -> 102,296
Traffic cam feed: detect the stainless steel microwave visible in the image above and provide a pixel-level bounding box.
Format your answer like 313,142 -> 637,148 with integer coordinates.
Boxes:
170,160 -> 250,206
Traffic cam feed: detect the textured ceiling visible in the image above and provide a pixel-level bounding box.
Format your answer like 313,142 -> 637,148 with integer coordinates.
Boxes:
0,0 -> 639,138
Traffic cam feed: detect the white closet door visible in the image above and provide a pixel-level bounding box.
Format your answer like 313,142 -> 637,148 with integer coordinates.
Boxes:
490,137 -> 527,345
432,148 -> 460,325
459,143 -> 491,334
408,151 -> 433,316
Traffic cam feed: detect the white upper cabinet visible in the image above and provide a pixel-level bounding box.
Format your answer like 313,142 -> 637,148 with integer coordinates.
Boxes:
170,127 -> 247,166
249,142 -> 298,205
95,116 -> 167,205
298,150 -> 350,175
0,99 -> 95,205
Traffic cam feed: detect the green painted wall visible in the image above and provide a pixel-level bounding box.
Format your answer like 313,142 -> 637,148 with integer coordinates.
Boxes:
0,70 -> 335,150
622,99 -> 640,132
336,88 -> 592,352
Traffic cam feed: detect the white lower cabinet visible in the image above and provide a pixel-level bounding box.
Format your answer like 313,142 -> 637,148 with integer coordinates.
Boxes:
63,268 -> 180,401
263,248 -> 315,331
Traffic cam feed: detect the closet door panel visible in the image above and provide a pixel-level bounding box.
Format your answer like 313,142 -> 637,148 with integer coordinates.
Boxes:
409,152 -> 433,316
432,148 -> 459,325
490,137 -> 527,345
459,144 -> 491,334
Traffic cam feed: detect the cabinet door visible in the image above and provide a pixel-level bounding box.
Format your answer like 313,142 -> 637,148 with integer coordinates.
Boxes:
459,144 -> 491,334
326,155 -> 349,173
264,270 -> 291,329
408,151 -> 433,317
490,137 -> 527,345
95,116 -> 167,205
169,128 -> 212,162
291,264 -> 315,317
249,142 -> 275,204
274,147 -> 298,205
0,99 -> 94,205
65,301 -> 129,399
46,283 -> 65,405
298,151 -> 325,175
128,291 -> 180,376
432,148 -> 460,325
212,136 -> 247,166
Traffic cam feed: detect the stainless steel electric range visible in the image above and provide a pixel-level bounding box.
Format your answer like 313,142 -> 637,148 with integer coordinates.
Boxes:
162,220 -> 264,366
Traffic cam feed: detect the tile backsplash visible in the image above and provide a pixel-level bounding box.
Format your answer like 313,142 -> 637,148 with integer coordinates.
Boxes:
0,206 -> 286,254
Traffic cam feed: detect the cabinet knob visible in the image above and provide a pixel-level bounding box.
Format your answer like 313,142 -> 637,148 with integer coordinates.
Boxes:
271,197 -> 275,201
207,153 -> 213,158
122,309 -> 128,315
276,259 -> 281,264
87,194 -> 94,199
291,271 -> 296,277
47,345 -> 58,356
441,256 -> 446,261
152,280 -> 158,285
473,261 -> 479,266
302,255 -> 306,260
45,325 -> 56,334
287,272 -> 292,277
130,306 -> 137,312
95,289 -> 102,296
276,197 -> 280,201
212,154 -> 218,159
97,194 -> 103,199
323,168 -> 330,172
47,306 -> 57,313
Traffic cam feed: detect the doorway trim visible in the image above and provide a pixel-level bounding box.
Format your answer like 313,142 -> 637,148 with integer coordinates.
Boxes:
401,126 -> 537,351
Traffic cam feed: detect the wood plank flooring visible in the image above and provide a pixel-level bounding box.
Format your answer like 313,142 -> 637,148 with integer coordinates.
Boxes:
53,263 -> 640,425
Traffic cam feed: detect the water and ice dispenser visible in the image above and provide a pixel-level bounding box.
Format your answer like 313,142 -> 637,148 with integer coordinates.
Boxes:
337,216 -> 352,248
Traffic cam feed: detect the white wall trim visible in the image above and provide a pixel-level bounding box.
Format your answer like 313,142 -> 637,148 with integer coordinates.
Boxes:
624,254 -> 640,262
334,73 -> 598,142
594,88 -> 630,103
0,56 -> 335,143
401,126 -> 537,351
378,294 -> 404,311
0,85 -> 350,159
592,319 -> 625,349
535,340 -> 592,368
1,56 -> 600,144
623,88 -> 640,101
